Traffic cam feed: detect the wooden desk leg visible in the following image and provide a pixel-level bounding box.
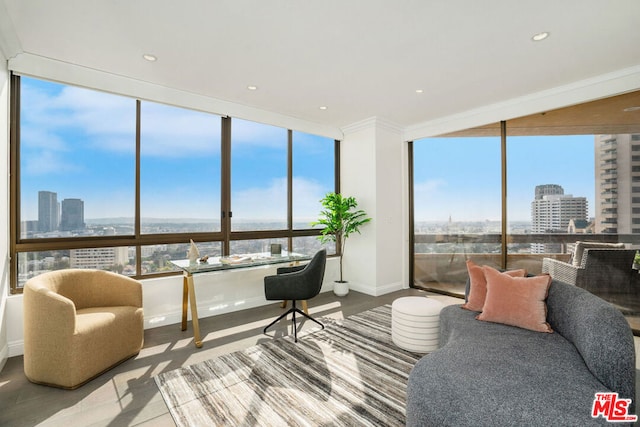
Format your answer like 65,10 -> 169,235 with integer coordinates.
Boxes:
281,300 -> 308,314
186,273 -> 203,348
181,275 -> 189,331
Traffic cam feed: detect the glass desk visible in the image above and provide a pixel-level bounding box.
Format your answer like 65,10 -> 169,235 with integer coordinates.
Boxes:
169,252 -> 311,348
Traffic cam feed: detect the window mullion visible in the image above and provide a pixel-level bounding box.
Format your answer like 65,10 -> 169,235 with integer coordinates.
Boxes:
9,74 -> 21,292
135,100 -> 142,276
288,129 -> 293,251
221,116 -> 232,255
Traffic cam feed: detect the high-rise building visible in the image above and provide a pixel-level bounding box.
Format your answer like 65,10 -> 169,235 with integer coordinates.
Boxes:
60,198 -> 85,231
534,184 -> 564,200
594,134 -> 640,234
70,247 -> 129,270
531,184 -> 588,253
38,190 -> 59,233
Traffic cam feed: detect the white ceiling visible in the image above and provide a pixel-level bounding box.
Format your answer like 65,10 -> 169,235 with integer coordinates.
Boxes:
1,0 -> 640,136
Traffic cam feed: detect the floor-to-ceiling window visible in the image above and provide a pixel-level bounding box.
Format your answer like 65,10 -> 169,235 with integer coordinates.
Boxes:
411,90 -> 640,330
139,101 -> 224,274
10,75 -> 337,291
505,134 -> 595,272
291,131 -> 337,254
412,132 -> 502,295
505,131 -> 640,330
16,77 -> 138,280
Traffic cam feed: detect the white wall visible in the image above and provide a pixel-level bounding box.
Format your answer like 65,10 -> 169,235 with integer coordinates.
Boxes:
374,123 -> 409,293
341,118 -> 409,296
6,257 -> 339,357
0,49 -> 10,370
341,121 -> 377,291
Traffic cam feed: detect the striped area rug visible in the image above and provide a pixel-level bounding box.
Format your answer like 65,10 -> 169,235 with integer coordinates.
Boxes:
154,305 -> 423,426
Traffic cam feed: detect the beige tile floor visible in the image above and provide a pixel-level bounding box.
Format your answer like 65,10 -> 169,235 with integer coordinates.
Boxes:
0,288 -> 459,427
1,287 -> 637,427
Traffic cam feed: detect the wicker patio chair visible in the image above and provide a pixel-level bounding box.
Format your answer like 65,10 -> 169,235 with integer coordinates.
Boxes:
542,248 -> 638,313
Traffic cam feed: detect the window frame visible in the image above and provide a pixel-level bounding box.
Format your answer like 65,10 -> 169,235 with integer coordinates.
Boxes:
9,74 -> 340,293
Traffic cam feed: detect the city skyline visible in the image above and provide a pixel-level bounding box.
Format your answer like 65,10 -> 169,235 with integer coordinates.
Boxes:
18,77 -> 629,230
530,184 -> 588,253
19,76 -> 334,223
413,134 -> 596,222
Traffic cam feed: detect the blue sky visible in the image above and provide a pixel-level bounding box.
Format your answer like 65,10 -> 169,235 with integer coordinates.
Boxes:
413,135 -> 595,223
21,76 -> 596,225
19,77 -> 334,222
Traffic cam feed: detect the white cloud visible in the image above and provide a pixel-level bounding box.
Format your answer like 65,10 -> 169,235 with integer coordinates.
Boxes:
20,127 -> 69,151
414,178 -> 448,214
20,80 -> 308,160
22,80 -> 224,158
22,150 -> 83,176
231,176 -> 330,221
293,177 -> 332,221
140,101 -> 222,156
232,118 -> 288,149
232,177 -> 288,220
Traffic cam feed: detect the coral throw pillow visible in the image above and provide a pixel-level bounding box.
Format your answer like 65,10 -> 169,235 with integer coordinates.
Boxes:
462,260 -> 526,312
477,266 -> 553,333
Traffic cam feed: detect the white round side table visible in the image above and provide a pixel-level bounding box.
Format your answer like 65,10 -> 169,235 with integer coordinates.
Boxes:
391,296 -> 444,353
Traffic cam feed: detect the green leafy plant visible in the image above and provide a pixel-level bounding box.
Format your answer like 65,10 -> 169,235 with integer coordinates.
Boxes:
311,192 -> 371,282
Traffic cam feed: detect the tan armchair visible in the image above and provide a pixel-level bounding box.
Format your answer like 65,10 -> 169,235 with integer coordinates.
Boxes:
23,269 -> 144,389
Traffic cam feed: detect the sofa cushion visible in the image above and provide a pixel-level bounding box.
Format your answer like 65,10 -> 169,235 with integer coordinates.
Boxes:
461,260 -> 526,312
476,267 -> 552,333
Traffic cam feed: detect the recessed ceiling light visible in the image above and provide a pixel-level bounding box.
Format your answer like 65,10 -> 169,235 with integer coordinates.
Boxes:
415,89 -> 424,94
247,85 -> 258,91
623,106 -> 640,112
531,32 -> 550,42
319,106 -> 328,110
142,54 -> 157,62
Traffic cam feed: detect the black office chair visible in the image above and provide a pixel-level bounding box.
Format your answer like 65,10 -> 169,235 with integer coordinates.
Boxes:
263,249 -> 326,342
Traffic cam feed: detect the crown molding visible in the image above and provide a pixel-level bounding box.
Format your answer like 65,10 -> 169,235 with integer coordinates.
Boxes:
342,116 -> 404,136
404,64 -> 640,142
0,1 -> 22,61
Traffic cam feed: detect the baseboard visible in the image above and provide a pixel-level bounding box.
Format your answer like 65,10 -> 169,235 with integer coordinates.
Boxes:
373,281 -> 406,296
8,339 -> 22,358
348,281 -> 406,297
7,287 -> 338,358
0,342 -> 8,371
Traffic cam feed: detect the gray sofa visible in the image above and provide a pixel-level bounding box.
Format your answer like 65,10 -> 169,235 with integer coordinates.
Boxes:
406,278 -> 636,426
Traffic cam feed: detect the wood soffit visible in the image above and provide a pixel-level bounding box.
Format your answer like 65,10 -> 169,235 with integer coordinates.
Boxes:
440,90 -> 640,137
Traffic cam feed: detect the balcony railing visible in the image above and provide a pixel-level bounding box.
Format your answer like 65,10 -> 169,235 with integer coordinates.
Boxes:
413,232 -> 640,333
413,232 -> 640,288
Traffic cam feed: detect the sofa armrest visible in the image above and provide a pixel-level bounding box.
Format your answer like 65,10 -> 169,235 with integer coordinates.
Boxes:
546,280 -> 636,407
542,257 -> 579,285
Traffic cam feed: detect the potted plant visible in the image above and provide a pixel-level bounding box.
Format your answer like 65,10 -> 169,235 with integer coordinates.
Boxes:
311,192 -> 371,296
